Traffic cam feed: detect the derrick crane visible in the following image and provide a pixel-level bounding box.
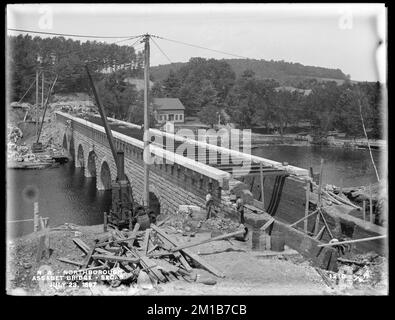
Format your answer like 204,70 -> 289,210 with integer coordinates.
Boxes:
85,65 -> 152,230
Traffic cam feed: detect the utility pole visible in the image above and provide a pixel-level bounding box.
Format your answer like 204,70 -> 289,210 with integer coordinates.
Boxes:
42,71 -> 45,112
143,34 -> 150,207
35,69 -> 39,133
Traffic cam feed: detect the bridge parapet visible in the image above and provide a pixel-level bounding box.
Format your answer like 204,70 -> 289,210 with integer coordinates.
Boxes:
88,114 -> 310,179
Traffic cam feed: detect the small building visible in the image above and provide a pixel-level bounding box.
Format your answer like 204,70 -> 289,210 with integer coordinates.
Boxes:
153,98 -> 185,124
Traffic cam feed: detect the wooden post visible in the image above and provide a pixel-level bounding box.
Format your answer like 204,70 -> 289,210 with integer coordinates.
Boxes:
33,202 -> 39,232
339,178 -> 343,195
362,200 -> 366,221
309,167 -> 314,190
304,181 -> 310,233
369,184 -> 373,223
314,159 -> 324,235
259,162 -> 265,208
103,211 -> 107,232
143,34 -> 150,207
35,69 -> 39,135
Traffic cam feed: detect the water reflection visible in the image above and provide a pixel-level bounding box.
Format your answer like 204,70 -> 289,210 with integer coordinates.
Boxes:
7,161 -> 112,239
252,145 -> 383,187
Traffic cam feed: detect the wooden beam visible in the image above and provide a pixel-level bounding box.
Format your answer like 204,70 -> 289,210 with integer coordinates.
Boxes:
289,209 -> 318,228
260,162 -> 265,207
304,181 -> 310,232
260,217 -> 275,231
151,224 -> 224,277
369,184 -> 373,223
171,230 -> 244,252
72,238 -> 91,255
317,235 -> 387,247
83,246 -> 96,269
314,226 -> 326,240
243,209 -> 339,271
142,228 -> 151,254
91,254 -> 140,264
57,257 -> 84,266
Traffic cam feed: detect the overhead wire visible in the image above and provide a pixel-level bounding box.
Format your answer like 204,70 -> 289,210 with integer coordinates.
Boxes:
151,37 -> 173,64
17,71 -> 42,103
152,35 -> 250,60
7,28 -> 142,39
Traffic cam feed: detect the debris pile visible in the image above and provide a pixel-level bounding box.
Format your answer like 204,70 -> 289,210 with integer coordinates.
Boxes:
317,252 -> 387,292
55,222 -> 244,290
163,205 -> 241,235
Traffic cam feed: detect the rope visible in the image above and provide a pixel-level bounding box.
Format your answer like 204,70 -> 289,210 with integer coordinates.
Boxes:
357,95 -> 380,182
17,71 -> 41,103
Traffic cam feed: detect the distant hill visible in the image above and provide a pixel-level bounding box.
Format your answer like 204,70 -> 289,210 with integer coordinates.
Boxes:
150,59 -> 349,84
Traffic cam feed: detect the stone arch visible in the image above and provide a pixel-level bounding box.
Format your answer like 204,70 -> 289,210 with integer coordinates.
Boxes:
98,161 -> 112,190
86,150 -> 97,178
76,144 -> 85,168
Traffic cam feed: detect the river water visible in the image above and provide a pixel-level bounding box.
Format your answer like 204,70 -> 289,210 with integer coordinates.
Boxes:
7,144 -> 383,239
253,145 -> 383,187
7,162 -> 111,239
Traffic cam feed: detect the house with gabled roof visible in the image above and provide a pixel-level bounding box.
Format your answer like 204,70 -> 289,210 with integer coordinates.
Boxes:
152,98 -> 185,123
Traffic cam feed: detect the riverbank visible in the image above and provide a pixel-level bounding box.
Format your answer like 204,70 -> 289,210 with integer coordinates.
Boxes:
250,132 -> 386,150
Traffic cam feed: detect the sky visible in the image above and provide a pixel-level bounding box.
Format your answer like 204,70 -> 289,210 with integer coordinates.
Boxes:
7,3 -> 387,82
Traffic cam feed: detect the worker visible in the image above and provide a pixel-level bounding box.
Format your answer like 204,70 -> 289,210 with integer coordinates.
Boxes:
236,196 -> 245,224
206,191 -> 214,220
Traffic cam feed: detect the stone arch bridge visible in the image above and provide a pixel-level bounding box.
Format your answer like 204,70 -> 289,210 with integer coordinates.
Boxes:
57,111 -> 234,215
56,111 -> 310,221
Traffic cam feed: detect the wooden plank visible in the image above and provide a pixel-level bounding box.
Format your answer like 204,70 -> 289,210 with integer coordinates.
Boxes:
83,246 -> 96,269
314,226 -> 326,240
369,184 -> 373,223
91,254 -> 139,264
260,217 -> 275,231
289,210 -> 318,228
318,210 -> 334,239
124,246 -> 166,282
304,181 -> 310,232
147,244 -> 158,255
72,238 -> 91,255
39,216 -> 45,231
57,257 -> 84,266
156,217 -> 170,227
95,248 -> 113,255
150,226 -> 192,272
171,230 -> 244,252
260,162 -> 265,206
151,224 -> 225,278
142,228 -> 151,254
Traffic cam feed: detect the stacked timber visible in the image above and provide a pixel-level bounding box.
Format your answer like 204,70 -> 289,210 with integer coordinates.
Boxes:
56,222 -> 247,288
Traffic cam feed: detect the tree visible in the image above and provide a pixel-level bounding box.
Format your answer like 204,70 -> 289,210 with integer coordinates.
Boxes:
225,75 -> 278,129
197,104 -> 222,128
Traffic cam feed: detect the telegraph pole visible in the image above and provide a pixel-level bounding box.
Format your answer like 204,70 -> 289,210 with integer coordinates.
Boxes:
42,71 -> 45,111
35,69 -> 39,134
143,34 -> 150,207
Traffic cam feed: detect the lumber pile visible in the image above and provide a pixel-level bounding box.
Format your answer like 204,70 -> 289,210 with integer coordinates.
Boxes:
56,222 -> 243,288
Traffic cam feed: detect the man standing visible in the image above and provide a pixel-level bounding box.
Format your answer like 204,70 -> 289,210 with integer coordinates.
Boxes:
236,196 -> 245,224
206,191 -> 214,220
